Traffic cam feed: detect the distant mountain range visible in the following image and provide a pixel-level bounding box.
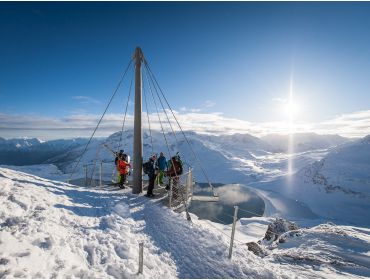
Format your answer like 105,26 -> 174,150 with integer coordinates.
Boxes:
0,137 -> 90,165
0,132 -> 352,183
260,133 -> 349,153
1,132 -> 369,227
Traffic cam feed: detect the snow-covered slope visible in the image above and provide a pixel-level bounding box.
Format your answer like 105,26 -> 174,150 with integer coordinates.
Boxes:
1,167 -> 369,278
252,135 -> 370,227
265,223 -> 370,278
0,164 -> 67,181
0,167 -> 286,278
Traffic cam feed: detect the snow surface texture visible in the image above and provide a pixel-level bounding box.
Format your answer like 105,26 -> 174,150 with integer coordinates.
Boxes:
1,167 -> 370,278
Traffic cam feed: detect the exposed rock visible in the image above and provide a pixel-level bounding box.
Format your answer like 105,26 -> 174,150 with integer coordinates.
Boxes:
263,218 -> 299,243
246,242 -> 268,257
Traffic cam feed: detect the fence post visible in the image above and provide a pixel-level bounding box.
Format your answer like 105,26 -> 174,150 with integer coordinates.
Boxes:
169,179 -> 173,208
228,205 -> 239,259
138,242 -> 144,274
187,167 -> 192,199
84,165 -> 87,187
99,161 -> 103,187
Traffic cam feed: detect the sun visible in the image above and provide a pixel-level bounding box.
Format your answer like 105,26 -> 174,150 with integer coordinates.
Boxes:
284,100 -> 299,118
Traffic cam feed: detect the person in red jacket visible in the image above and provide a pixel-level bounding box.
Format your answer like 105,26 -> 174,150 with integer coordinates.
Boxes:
118,155 -> 131,189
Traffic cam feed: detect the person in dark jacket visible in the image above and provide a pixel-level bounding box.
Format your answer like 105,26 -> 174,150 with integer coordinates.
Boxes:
145,154 -> 158,197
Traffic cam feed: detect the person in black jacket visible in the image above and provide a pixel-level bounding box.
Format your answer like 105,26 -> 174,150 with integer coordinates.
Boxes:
144,154 -> 157,197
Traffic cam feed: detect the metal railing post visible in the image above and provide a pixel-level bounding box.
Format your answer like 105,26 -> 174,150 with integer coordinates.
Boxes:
84,165 -> 87,187
228,205 -> 239,259
169,179 -> 173,208
138,242 -> 144,274
187,167 -> 192,200
99,161 -> 103,187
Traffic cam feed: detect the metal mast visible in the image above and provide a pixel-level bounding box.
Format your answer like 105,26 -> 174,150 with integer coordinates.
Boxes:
132,47 -> 143,194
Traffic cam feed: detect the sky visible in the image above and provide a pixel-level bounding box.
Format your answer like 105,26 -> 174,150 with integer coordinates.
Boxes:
1,2 -> 370,139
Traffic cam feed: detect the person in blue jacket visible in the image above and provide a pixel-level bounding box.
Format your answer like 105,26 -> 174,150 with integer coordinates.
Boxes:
156,152 -> 167,186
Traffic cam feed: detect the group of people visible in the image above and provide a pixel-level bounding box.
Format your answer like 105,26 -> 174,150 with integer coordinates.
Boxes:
143,152 -> 183,197
114,149 -> 183,198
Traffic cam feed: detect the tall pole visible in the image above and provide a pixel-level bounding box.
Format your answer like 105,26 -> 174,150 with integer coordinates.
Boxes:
132,47 -> 143,194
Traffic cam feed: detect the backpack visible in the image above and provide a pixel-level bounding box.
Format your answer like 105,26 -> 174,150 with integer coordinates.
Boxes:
171,156 -> 183,175
122,153 -> 128,162
143,161 -> 152,175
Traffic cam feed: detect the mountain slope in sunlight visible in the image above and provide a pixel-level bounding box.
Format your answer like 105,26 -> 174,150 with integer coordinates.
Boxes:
253,134 -> 370,227
261,133 -> 349,153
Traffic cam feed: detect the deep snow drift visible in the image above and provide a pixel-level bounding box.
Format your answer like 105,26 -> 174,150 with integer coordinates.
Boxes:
1,167 -> 370,278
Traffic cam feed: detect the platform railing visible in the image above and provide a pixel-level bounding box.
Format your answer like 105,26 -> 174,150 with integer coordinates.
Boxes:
168,167 -> 194,209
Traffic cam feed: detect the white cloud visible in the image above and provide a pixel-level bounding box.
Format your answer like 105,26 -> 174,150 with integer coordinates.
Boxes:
72,96 -> 101,104
1,109 -> 370,140
205,100 -> 216,108
178,100 -> 215,113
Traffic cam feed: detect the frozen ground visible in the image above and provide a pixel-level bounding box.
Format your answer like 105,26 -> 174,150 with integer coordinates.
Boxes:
1,167 -> 370,278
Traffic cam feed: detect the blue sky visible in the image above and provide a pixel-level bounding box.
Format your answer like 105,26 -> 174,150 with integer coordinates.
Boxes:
1,2 -> 370,139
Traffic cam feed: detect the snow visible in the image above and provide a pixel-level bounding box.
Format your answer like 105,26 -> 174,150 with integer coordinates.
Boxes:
266,224 -> 370,278
1,166 -> 370,278
1,131 -> 370,278
0,164 -> 67,181
250,136 -> 370,228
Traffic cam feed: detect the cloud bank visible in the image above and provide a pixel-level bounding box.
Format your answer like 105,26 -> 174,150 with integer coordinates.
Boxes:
1,109 -> 370,140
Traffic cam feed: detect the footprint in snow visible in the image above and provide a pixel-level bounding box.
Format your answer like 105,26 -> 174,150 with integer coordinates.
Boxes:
32,237 -> 53,250
114,244 -> 130,259
0,258 -> 9,265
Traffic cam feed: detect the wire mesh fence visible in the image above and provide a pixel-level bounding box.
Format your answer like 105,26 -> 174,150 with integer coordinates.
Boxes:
167,167 -> 194,210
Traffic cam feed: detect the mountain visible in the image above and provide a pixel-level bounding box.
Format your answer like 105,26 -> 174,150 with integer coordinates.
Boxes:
0,138 -> 90,166
51,130 -> 308,184
261,133 -> 349,153
0,137 -> 44,149
57,130 -> 251,183
253,134 -> 370,227
1,131 -> 352,192
11,130 -> 347,184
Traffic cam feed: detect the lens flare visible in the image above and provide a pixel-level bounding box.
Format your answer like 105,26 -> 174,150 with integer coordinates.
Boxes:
287,75 -> 295,176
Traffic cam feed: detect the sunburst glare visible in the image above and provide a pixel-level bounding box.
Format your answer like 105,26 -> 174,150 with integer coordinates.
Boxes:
287,75 -> 295,176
